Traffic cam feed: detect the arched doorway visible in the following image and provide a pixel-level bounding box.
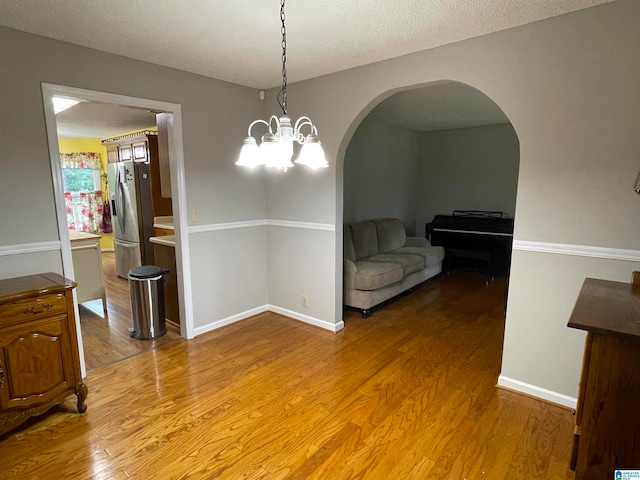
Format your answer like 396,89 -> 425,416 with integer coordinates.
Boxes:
337,79 -> 519,328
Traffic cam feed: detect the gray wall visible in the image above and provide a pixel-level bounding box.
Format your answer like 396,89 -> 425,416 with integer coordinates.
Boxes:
417,123 -> 520,235
343,116 -> 421,233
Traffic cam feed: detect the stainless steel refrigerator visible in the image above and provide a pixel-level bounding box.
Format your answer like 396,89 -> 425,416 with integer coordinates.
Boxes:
107,161 -> 155,278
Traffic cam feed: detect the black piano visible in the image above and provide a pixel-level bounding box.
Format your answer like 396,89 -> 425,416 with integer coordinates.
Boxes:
426,210 -> 514,278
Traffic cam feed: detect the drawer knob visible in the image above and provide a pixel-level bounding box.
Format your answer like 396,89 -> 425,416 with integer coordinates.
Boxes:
24,303 -> 53,315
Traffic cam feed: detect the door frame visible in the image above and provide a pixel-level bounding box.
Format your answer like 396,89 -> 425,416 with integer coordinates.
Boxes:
42,83 -> 195,376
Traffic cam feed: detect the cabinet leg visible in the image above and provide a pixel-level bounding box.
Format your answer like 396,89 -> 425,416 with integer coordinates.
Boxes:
76,381 -> 88,413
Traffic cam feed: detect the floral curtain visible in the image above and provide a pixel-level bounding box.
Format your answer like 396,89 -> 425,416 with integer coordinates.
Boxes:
60,152 -> 101,169
61,152 -> 105,234
65,191 -> 104,233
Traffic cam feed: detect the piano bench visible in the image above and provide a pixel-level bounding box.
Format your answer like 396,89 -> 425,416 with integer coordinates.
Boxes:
445,249 -> 493,282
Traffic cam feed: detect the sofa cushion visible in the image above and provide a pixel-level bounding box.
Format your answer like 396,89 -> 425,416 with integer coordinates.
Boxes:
393,245 -> 445,266
343,225 -> 357,262
353,261 -> 403,290
368,253 -> 425,276
350,222 -> 380,260
374,218 -> 407,253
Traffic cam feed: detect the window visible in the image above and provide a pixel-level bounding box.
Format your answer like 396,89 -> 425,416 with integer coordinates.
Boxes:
61,168 -> 101,192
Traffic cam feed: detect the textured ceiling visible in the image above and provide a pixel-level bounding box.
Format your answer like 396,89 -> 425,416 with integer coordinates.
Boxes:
0,0 -> 615,89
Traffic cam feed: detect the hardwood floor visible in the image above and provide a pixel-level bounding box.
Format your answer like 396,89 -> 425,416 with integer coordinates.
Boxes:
0,271 -> 576,479
79,252 -> 181,371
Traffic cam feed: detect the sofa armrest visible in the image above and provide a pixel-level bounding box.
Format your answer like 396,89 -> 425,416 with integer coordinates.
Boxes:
405,236 -> 431,247
344,259 -> 358,289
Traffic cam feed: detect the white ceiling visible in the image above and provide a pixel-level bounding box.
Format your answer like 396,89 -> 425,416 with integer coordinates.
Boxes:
55,101 -> 157,139
0,0 -> 614,89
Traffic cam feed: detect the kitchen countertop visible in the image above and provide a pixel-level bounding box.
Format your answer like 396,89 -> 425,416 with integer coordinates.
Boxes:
149,235 -> 175,247
68,230 -> 101,241
153,216 -> 174,230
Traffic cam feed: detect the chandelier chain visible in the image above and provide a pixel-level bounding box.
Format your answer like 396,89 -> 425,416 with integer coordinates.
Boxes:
278,0 -> 288,114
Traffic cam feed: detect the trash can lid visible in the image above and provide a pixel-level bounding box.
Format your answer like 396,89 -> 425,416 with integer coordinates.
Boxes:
128,265 -> 164,279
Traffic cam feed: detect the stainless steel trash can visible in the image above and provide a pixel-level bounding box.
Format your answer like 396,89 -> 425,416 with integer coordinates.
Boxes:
128,265 -> 168,340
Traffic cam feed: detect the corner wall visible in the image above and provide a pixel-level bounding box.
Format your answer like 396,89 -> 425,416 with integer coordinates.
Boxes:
417,123 -> 519,235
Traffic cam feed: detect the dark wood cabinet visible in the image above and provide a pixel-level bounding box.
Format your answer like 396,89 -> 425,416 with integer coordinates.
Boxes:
568,278 -> 640,478
0,273 -> 87,435
102,131 -> 172,218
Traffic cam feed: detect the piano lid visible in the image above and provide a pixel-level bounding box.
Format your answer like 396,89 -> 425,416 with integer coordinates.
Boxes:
428,210 -> 514,235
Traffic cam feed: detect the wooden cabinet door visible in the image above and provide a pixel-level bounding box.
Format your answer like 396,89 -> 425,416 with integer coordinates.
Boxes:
0,315 -> 75,410
106,146 -> 119,164
119,144 -> 133,162
132,141 -> 148,163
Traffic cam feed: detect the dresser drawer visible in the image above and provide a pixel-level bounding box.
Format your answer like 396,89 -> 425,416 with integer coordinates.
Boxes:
0,293 -> 67,325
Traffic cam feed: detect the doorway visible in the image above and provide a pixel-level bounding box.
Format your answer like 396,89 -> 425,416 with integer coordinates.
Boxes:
42,84 -> 194,377
339,80 -> 519,364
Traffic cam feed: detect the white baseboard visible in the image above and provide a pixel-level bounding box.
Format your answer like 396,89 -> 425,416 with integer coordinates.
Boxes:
192,304 -> 344,337
268,305 -> 345,332
497,375 -> 577,409
193,305 -> 269,336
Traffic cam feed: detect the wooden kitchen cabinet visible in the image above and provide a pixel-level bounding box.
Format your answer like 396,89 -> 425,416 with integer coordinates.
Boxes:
0,273 -> 87,436
568,278 -> 640,478
152,240 -> 180,328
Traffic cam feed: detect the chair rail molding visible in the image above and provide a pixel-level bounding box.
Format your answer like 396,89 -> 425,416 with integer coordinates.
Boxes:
513,240 -> 640,262
0,241 -> 61,256
188,219 -> 335,234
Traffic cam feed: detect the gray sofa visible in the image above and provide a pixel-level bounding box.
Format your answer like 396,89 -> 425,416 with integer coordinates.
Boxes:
344,218 -> 445,317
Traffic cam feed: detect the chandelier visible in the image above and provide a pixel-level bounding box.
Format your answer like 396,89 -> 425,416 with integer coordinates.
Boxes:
236,0 -> 327,171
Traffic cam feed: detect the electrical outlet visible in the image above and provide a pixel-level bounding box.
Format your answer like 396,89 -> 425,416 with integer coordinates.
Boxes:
301,295 -> 308,308
191,209 -> 200,223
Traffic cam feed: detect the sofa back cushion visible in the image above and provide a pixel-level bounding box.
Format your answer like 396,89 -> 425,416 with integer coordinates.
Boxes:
343,225 -> 357,262
374,218 -> 407,253
349,221 -> 380,260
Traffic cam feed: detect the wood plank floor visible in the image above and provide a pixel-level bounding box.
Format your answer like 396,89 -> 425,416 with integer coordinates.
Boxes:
0,271 -> 576,479
79,252 -> 181,371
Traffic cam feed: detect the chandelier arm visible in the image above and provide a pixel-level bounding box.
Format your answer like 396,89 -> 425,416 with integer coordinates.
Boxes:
268,115 -> 281,133
247,119 -> 270,137
294,117 -> 319,142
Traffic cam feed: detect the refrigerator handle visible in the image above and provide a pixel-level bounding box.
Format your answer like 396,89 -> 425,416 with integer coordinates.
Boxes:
115,165 -> 126,233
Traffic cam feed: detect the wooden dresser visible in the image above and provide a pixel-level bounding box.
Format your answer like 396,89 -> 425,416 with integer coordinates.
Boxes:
0,273 -> 87,435
568,278 -> 640,478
